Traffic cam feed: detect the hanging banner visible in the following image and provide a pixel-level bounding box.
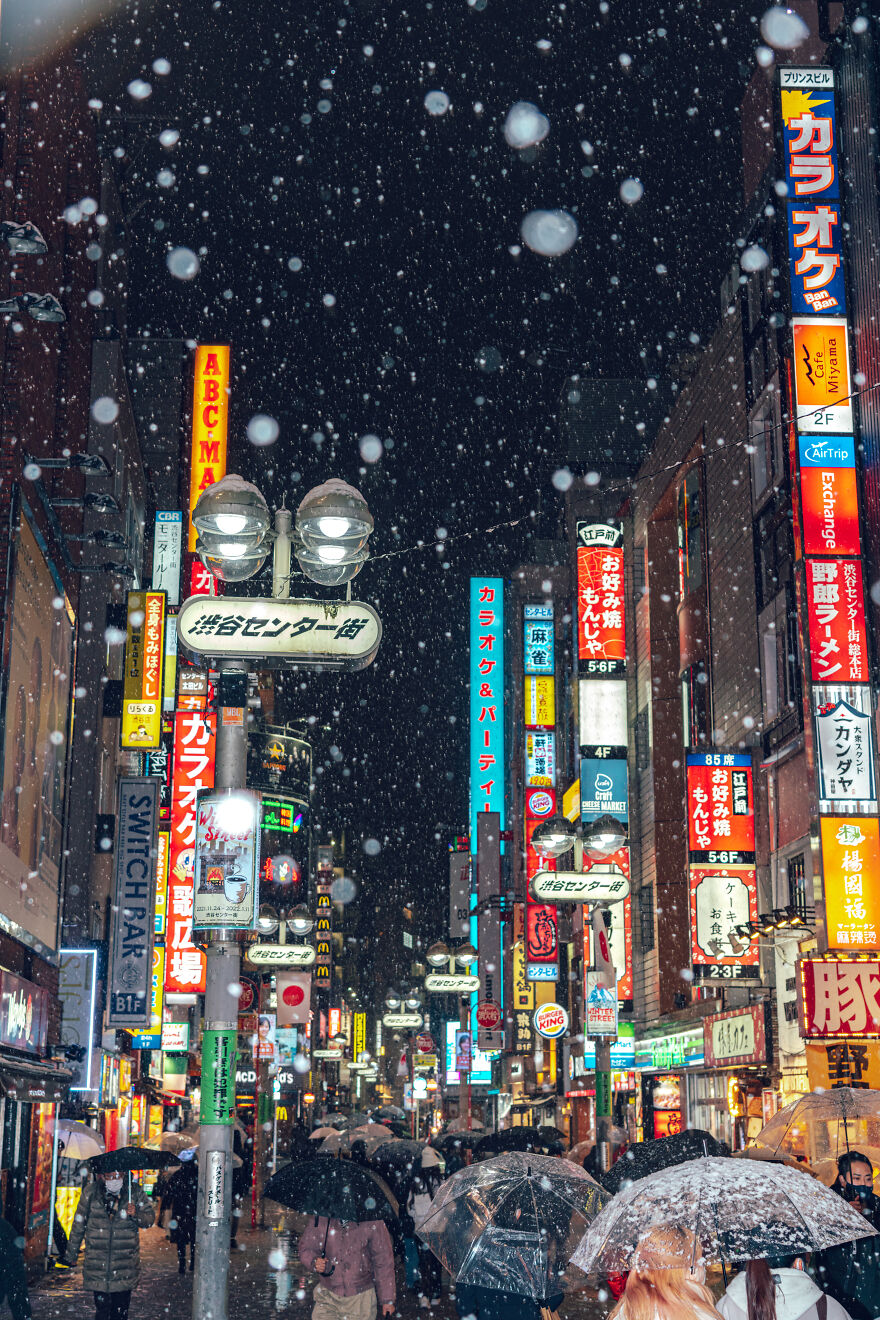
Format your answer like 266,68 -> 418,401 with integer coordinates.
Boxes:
153,831 -> 169,937
576,522 -> 625,676
797,435 -> 860,557
686,753 -> 755,864
526,902 -> 559,980
121,591 -> 166,750
821,817 -> 880,952
165,711 -> 215,994
689,866 -> 760,982
799,957 -> 880,1037
806,558 -> 868,684
107,779 -> 159,1027
523,606 -> 554,675
814,693 -> 876,810
188,345 -> 230,552
581,855 -> 633,1000
276,973 -> 312,1027
152,512 -> 183,606
470,578 -> 505,848
192,791 -> 260,931
512,904 -> 535,1054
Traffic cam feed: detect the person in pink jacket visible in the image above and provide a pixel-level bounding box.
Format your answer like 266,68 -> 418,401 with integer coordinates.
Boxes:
298,1217 -> 397,1320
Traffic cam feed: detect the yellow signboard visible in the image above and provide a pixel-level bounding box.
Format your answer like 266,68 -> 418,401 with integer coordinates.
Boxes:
121,591 -> 166,749
188,345 -> 230,550
353,1012 -> 366,1061
807,1039 -> 880,1090
525,676 -> 555,729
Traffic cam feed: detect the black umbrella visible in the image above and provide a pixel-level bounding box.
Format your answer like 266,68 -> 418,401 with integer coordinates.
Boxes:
263,1155 -> 398,1222
474,1126 -> 563,1159
600,1129 -> 728,1195
87,1147 -> 182,1173
435,1131 -> 484,1152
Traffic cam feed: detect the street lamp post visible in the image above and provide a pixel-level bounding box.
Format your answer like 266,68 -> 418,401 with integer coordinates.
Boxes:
188,474 -> 376,1320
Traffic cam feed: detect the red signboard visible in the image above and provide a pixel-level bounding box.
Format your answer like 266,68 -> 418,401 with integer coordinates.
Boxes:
686,754 -> 755,862
576,523 -> 625,676
526,902 -> 559,964
165,710 -> 215,993
525,814 -> 557,880
806,558 -> 869,685
799,957 -> 880,1037
525,787 -> 556,820
800,465 -> 860,558
689,866 -> 759,974
581,849 -> 633,1000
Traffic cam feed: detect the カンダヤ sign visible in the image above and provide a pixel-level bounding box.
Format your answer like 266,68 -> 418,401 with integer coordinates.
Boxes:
178,596 -> 382,672
822,817 -> 880,951
814,694 -> 876,810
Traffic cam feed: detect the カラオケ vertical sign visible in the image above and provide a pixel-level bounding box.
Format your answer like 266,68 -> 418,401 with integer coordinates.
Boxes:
470,578 -> 505,849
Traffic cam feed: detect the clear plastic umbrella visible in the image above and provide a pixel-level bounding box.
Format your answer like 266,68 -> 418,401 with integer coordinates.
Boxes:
322,1124 -> 400,1155
145,1132 -> 198,1155
417,1151 -> 609,1300
571,1156 -> 876,1276
755,1088 -> 880,1165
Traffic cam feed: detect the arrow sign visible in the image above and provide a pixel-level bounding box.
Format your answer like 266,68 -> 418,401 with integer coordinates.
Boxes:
529,870 -> 630,904
177,595 -> 382,672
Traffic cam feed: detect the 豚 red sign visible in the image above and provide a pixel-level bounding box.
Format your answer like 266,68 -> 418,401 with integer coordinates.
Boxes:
800,958 -> 880,1037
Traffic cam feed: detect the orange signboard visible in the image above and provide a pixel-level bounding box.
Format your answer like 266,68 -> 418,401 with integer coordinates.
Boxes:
792,318 -> 853,433
822,817 -> 880,952
188,345 -> 230,551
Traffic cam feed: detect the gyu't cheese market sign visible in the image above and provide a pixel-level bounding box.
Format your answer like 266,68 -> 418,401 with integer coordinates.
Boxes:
177,596 -> 382,671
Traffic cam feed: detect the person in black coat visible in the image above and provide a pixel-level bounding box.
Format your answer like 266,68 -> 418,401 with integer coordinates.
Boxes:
0,1217 -> 31,1320
455,1284 -> 564,1320
812,1149 -> 880,1320
168,1161 -> 198,1274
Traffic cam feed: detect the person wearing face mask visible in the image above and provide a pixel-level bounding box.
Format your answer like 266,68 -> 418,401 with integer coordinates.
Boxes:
63,1170 -> 155,1320
812,1151 -> 880,1320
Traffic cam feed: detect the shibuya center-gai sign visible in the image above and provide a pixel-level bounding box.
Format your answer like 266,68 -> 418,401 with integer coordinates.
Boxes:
177,595 -> 382,671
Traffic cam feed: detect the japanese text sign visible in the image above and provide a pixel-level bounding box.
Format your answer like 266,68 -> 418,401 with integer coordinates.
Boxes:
107,779 -> 159,1027
470,578 -> 505,848
807,559 -> 868,683
703,1005 -> 767,1068
799,958 -> 880,1037
524,605 -> 554,676
524,676 -> 555,729
686,753 -> 755,863
792,319 -> 853,434
689,866 -> 759,974
787,202 -> 845,316
822,818 -> 880,952
815,695 -> 876,809
165,710 -> 215,993
780,69 -> 838,201
177,596 -> 382,672
192,792 -> 260,931
121,592 -> 166,750
806,1039 -> 880,1089
798,435 -> 860,555
189,346 -> 230,552
525,731 -> 556,786
576,522 -> 625,676
152,512 -> 183,606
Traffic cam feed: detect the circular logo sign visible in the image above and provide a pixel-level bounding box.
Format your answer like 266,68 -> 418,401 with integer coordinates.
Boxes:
533,1003 -> 569,1039
527,789 -> 555,818
238,977 -> 257,1014
475,1001 -> 503,1030
416,1033 -> 434,1053
282,984 -> 305,1007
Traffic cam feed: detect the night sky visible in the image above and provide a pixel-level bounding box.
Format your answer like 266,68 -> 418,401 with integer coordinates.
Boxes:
74,0 -> 765,941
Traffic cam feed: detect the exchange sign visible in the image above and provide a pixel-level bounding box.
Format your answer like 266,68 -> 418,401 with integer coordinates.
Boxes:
797,435 -> 860,557
178,596 -> 382,671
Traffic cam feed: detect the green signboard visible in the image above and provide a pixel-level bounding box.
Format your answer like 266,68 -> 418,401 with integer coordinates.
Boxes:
201,1027 -> 237,1125
595,1069 -> 612,1119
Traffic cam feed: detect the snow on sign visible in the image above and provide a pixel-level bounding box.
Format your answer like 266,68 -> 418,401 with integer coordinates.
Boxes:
799,957 -> 880,1038
177,596 -> 382,671
686,753 -> 755,864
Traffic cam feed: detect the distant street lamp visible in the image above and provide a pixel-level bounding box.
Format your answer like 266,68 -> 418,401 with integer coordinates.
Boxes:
0,220 -> 49,254
0,292 -> 66,322
426,942 -> 450,968
454,942 -> 478,967
384,988 -> 402,1010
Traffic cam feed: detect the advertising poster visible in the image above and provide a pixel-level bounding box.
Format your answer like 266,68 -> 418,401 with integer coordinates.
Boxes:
578,678 -> 627,752
192,791 -> 260,930
576,522 -> 626,676
822,817 -> 880,951
797,435 -> 860,556
121,591 -> 166,750
470,579 -> 505,847
0,509 -> 74,952
247,730 -> 311,797
201,1027 -> 237,1124
580,758 -> 628,824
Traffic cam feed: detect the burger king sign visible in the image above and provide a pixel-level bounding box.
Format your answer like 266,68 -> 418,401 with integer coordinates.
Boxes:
533,1002 -> 569,1040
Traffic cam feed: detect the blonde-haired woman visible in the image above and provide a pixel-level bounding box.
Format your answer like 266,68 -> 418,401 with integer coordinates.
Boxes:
609,1227 -> 725,1320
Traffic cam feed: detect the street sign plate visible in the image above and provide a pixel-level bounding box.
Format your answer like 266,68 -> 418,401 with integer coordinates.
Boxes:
246,943 -> 316,967
177,595 -> 382,671
424,973 -> 480,992
529,869 -> 630,904
382,1012 -> 423,1028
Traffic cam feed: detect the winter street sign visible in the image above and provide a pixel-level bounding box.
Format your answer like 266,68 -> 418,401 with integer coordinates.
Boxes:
246,944 -> 316,967
529,870 -> 630,904
177,595 -> 382,671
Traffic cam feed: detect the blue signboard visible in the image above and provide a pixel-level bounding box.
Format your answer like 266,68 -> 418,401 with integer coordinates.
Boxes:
524,606 -> 554,676
470,579 -> 505,849
787,202 -> 845,316
781,72 -> 838,201
444,1021 -> 492,1086
580,758 -> 628,824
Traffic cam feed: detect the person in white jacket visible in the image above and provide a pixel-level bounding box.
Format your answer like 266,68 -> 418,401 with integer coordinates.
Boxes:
717,1256 -> 853,1320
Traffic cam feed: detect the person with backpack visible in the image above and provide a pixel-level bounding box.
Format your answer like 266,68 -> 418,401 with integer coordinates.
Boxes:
717,1256 -> 852,1320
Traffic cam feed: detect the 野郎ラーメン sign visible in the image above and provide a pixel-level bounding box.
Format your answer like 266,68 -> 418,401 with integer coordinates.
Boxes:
821,817 -> 880,951
703,1005 -> 767,1068
188,345 -> 230,552
689,866 -> 759,979
524,606 -> 554,675
106,779 -> 159,1027
177,596 -> 382,672
806,558 -> 868,684
470,578 -> 505,847
799,958 -> 880,1037
797,435 -> 860,557
121,592 -> 166,750
576,522 -> 625,676
792,318 -> 853,434
166,711 -> 215,994
686,753 -> 755,863
814,692 -> 876,810
192,792 -> 260,931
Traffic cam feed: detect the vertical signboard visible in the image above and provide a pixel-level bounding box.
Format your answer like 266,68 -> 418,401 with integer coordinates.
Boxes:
797,435 -> 861,556
188,346 -> 230,551
121,591 -> 166,750
314,844 -> 333,991
106,779 -> 160,1027
470,579 -> 505,847
821,817 -> 880,951
152,512 -> 183,606
165,712 -> 215,994
512,904 -> 535,1055
449,848 -> 471,942
476,812 -> 504,1051
192,792 -> 260,930
806,558 -> 868,684
576,522 -> 626,676
57,950 -> 98,1091
523,605 -> 554,674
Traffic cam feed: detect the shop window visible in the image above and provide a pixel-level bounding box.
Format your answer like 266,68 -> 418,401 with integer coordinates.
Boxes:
676,468 -> 703,601
754,498 -> 793,613
681,661 -> 711,747
637,886 -> 655,954
787,853 -> 807,916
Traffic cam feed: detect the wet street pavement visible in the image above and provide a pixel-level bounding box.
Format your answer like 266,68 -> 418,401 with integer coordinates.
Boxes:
31,1220 -> 611,1320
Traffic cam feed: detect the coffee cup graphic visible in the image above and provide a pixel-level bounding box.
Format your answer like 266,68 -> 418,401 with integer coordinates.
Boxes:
223,873 -> 249,905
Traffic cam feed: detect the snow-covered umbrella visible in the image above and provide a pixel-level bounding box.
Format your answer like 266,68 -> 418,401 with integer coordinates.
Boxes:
571,1156 -> 876,1275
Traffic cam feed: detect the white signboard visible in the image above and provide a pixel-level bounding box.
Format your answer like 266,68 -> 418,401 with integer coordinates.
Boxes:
692,871 -> 752,960
530,868 -> 629,904
775,937 -> 806,1060
152,511 -> 183,606
382,1013 -> 423,1028
58,949 -> 98,1091
178,595 -> 382,671
246,943 -> 316,966
579,678 -> 627,748
814,688 -> 876,810
161,1022 -> 190,1052
192,792 -> 260,931
425,973 -> 480,992
205,1151 -> 224,1220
